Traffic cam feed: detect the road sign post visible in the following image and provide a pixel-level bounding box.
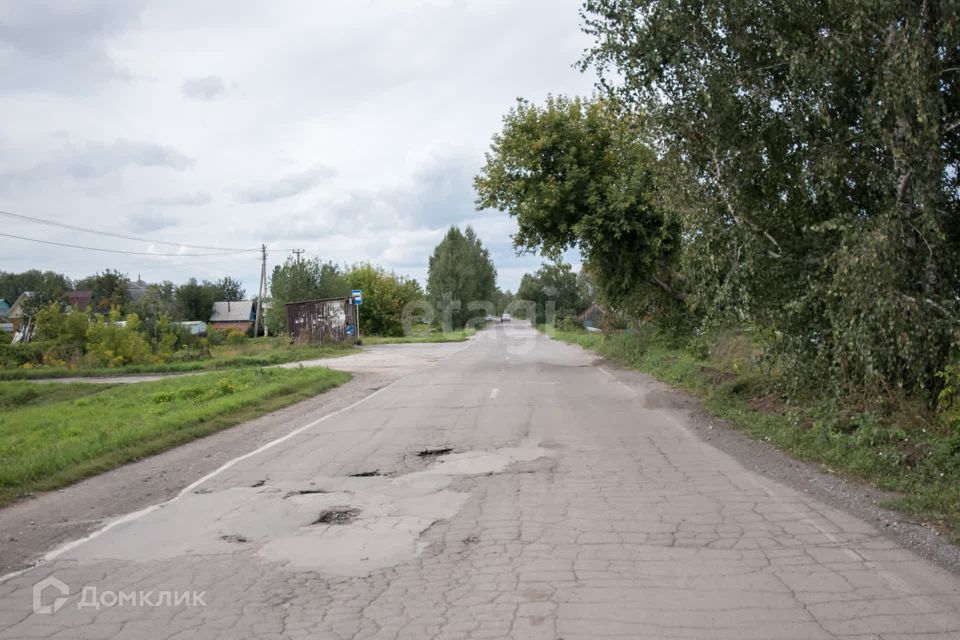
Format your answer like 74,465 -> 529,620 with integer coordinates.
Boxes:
352,289 -> 363,343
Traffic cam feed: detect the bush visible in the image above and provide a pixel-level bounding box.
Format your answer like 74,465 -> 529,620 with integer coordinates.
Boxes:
226,330 -> 248,345
0,342 -> 50,368
84,314 -> 153,367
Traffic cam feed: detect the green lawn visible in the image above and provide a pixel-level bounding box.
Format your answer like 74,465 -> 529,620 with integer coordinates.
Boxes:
548,326 -> 960,541
362,326 -> 477,345
0,339 -> 353,380
0,367 -> 350,505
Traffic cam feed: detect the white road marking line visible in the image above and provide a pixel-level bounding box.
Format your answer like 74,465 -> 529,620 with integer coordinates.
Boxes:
598,366 -> 615,378
489,388 -> 499,399
0,338 -> 481,585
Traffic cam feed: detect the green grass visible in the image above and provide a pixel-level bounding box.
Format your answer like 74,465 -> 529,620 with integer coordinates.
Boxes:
547,326 -> 960,540
362,327 -> 477,345
0,367 -> 350,505
0,338 -> 353,380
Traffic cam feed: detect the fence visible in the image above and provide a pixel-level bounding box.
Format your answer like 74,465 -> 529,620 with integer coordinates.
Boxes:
285,296 -> 358,343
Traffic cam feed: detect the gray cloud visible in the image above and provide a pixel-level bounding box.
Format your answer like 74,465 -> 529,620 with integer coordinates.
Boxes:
126,211 -> 180,234
0,1 -> 144,93
237,166 -> 335,204
181,75 -> 226,100
0,0 -> 594,294
143,192 -> 212,207
0,140 -> 192,191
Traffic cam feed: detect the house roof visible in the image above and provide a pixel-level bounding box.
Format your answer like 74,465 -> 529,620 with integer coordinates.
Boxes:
210,300 -> 255,322
65,290 -> 94,311
7,292 -> 33,319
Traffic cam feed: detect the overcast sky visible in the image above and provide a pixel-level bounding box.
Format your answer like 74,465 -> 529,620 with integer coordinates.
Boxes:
0,0 -> 596,296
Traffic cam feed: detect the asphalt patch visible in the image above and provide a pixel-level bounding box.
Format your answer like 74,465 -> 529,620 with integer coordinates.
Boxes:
348,470 -> 381,477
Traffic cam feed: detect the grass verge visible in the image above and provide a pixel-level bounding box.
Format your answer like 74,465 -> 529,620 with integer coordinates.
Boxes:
0,366 -> 350,505
362,327 -> 477,345
546,326 -> 960,541
0,340 -> 353,380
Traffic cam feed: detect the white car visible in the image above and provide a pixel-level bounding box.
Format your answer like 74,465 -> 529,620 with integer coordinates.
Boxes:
500,313 -> 511,323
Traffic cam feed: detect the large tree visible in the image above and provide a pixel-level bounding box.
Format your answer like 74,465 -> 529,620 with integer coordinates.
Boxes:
345,263 -> 423,337
213,276 -> 246,301
581,0 -> 960,393
426,226 -> 497,329
516,262 -> 590,325
176,278 -> 218,322
474,96 -> 681,317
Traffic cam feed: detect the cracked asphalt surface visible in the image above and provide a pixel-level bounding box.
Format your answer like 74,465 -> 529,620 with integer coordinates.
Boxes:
2,324 -> 960,639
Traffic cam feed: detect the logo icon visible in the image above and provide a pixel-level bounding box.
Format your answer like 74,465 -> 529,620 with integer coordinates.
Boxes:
32,576 -> 69,615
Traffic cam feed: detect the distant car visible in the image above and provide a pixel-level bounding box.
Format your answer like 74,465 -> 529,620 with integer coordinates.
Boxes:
484,315 -> 495,323
500,313 -> 511,323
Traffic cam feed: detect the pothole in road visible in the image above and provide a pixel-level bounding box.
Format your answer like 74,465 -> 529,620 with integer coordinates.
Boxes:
349,470 -> 382,477
417,448 -> 453,458
283,489 -> 331,499
312,507 -> 361,526
220,534 -> 249,544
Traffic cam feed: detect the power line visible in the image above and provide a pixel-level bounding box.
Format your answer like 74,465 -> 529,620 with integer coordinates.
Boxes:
0,208 -> 257,252
0,231 -> 259,257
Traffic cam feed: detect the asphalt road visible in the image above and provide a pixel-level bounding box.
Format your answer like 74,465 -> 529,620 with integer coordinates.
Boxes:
1,324 -> 959,639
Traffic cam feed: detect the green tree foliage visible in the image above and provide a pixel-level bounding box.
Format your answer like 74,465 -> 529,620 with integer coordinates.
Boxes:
266,257 -> 350,333
128,281 -> 180,321
516,262 -> 590,324
0,270 -> 72,316
213,276 -> 246,301
77,269 -> 129,313
580,0 -> 960,394
474,96 -> 681,317
84,311 -> 152,367
176,278 -> 218,322
345,263 -> 423,337
426,226 -> 497,329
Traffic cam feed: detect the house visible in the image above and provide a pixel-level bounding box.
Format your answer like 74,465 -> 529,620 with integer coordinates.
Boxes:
7,292 -> 33,331
64,290 -> 94,311
126,278 -> 148,302
209,300 -> 256,333
0,298 -> 10,318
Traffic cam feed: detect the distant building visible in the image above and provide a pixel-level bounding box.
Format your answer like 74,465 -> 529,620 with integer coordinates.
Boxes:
64,290 -> 94,311
7,292 -> 33,331
209,300 -> 256,333
0,298 -> 10,318
126,278 -> 148,302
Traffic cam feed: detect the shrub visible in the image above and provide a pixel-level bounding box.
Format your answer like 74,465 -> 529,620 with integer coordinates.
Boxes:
226,330 -> 247,345
84,314 -> 153,367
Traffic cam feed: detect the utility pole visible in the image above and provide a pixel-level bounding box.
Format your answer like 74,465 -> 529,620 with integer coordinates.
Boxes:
291,249 -> 304,262
254,244 -> 267,337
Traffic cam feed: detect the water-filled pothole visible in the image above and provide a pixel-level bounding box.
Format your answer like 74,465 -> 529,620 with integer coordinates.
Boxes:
312,507 -> 361,525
